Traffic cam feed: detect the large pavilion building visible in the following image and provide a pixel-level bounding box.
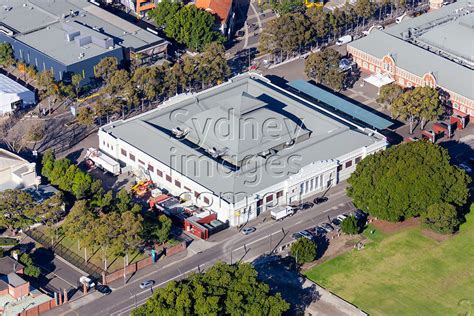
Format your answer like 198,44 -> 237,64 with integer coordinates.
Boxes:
99,73 -> 387,226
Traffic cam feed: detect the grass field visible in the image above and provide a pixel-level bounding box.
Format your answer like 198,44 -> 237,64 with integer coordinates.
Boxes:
305,210 -> 474,315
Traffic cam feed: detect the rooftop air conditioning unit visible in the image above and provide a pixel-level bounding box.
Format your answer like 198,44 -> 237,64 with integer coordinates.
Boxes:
208,147 -> 229,158
172,126 -> 189,139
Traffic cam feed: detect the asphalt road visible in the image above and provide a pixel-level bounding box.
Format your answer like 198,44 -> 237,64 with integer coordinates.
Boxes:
49,183 -> 354,316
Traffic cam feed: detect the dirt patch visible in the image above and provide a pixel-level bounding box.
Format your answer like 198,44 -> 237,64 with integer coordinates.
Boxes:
420,229 -> 451,242
303,233 -> 364,270
370,217 -> 419,234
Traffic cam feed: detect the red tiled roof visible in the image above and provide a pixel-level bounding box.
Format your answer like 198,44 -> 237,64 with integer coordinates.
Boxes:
196,0 -> 233,24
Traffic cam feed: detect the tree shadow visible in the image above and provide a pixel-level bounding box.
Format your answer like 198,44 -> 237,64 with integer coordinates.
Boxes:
313,235 -> 330,260
65,149 -> 84,164
253,255 -> 321,314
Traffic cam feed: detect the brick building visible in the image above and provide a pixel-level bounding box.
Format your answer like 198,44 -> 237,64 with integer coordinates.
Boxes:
348,0 -> 474,117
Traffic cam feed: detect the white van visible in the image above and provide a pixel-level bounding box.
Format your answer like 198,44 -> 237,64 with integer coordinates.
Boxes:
396,13 -> 407,24
336,35 -> 352,46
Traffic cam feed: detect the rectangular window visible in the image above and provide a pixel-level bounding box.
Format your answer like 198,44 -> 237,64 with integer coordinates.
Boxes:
166,175 -> 172,183
345,160 -> 353,168
129,153 -> 135,161
204,197 -> 210,204
337,165 -> 343,172
194,192 -> 200,199
355,156 -> 362,164
276,191 -> 283,198
138,159 -> 145,165
266,195 -> 273,202
156,170 -> 163,177
175,180 -> 181,188
184,186 -> 191,192
148,165 -> 154,172
121,149 -> 127,156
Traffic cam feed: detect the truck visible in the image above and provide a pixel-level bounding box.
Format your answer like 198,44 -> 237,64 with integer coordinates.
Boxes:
271,206 -> 295,221
336,35 -> 352,46
84,147 -> 120,175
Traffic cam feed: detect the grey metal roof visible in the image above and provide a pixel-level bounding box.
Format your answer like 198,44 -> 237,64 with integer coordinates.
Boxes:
349,0 -> 474,100
103,74 -> 385,203
0,74 -> 32,94
287,80 -> 393,130
0,0 -> 167,66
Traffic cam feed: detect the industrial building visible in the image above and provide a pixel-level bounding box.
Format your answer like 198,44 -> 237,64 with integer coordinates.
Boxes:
0,0 -> 168,83
348,0 -> 474,117
0,75 -> 35,115
99,73 -> 387,226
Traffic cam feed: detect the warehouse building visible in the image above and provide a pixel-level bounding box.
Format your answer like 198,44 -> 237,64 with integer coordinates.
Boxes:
0,0 -> 168,83
0,75 -> 35,115
348,0 -> 474,117
99,73 -> 387,226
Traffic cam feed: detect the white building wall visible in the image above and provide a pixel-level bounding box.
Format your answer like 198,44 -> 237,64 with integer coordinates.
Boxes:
99,128 -> 387,227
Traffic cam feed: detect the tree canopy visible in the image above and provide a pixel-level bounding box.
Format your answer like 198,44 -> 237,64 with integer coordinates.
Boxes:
421,203 -> 460,234
390,87 -> 442,133
290,238 -> 317,264
305,48 -> 345,91
340,215 -> 360,235
149,2 -> 223,52
347,141 -> 471,222
0,42 -> 14,67
132,262 -> 289,316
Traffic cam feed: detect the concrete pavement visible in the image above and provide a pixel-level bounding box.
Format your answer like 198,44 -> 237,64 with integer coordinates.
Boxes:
47,183 -> 354,316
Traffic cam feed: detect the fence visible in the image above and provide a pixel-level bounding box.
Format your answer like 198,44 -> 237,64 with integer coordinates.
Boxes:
25,229 -> 104,280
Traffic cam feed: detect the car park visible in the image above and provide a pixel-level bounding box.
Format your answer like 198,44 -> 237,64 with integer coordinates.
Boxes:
292,232 -> 303,240
331,218 -> 342,226
96,284 -> 112,295
242,227 -> 256,235
299,230 -> 314,240
139,280 -> 155,289
322,223 -> 334,233
336,214 -> 347,222
313,197 -> 328,205
354,210 -> 368,220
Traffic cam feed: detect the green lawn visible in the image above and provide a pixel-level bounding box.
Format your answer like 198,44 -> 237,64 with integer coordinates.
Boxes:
305,211 -> 474,315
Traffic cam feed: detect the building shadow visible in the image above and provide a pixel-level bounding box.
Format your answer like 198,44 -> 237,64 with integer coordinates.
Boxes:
253,255 -> 321,314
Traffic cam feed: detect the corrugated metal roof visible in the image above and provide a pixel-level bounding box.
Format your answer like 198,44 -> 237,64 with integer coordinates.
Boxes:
287,80 -> 393,130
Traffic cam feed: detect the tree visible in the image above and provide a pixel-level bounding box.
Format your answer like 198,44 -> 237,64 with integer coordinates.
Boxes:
290,238 -> 317,264
160,5 -> 223,52
391,87 -> 442,133
119,211 -> 144,263
94,57 -> 119,82
341,215 -> 360,234
0,42 -> 14,68
354,0 -> 376,26
416,87 -> 442,129
196,42 -> 230,88
76,107 -> 95,127
133,262 -> 289,316
0,189 -> 37,230
307,7 -> 331,40
36,70 -> 58,113
71,73 -> 83,99
347,141 -> 471,222
41,149 -> 56,179
145,214 -> 172,244
19,253 -> 41,279
62,200 -> 96,261
421,203 -> 460,234
148,0 -> 182,28
116,188 -> 133,213
305,48 -> 344,90
377,83 -> 403,114
272,0 -> 305,14
259,13 -> 312,58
